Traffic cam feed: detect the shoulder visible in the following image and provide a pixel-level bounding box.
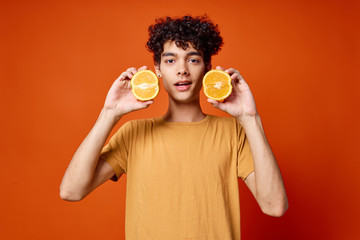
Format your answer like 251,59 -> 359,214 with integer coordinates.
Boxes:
119,117 -> 161,132
208,115 -> 238,126
110,117 -> 160,141
208,115 -> 243,137
127,117 -> 161,126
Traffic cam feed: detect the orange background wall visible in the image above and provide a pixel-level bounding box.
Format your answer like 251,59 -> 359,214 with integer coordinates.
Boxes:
1,0 -> 359,239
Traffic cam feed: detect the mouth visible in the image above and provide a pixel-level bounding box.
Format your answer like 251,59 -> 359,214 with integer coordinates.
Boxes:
174,80 -> 192,86
174,80 -> 192,91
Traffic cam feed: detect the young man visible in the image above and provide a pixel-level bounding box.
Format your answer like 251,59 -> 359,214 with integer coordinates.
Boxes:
60,15 -> 288,239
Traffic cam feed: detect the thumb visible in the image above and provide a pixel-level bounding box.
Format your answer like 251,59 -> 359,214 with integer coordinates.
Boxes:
207,99 -> 227,112
135,100 -> 154,110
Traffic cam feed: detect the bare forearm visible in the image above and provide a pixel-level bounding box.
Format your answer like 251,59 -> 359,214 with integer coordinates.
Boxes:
238,114 -> 288,215
60,108 -> 121,199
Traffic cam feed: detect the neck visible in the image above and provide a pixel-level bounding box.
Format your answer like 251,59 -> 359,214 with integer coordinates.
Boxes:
164,96 -> 206,122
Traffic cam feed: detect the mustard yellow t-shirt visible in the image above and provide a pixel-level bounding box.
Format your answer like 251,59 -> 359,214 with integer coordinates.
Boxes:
100,115 -> 254,240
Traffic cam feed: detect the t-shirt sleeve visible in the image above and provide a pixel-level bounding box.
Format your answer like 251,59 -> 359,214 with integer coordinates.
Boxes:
99,121 -> 132,182
236,119 -> 255,180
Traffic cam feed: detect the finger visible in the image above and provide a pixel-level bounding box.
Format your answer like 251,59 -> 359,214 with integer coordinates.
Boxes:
231,73 -> 239,79
131,68 -> 137,75
225,68 -> 240,75
119,71 -> 132,81
142,100 -> 154,106
138,65 -> 148,71
216,66 -> 226,71
125,67 -> 136,78
128,72 -> 136,79
207,98 -> 227,112
117,75 -> 124,81
207,98 -> 219,105
119,78 -> 131,88
127,71 -> 135,78
228,70 -> 245,81
230,73 -> 243,83
126,67 -> 136,72
118,72 -> 128,81
227,70 -> 244,82
134,100 -> 154,110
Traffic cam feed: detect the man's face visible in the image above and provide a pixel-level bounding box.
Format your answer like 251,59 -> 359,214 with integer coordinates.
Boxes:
155,41 -> 208,103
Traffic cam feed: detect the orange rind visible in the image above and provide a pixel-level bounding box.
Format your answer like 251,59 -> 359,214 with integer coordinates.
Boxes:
130,70 -> 159,101
203,70 -> 232,101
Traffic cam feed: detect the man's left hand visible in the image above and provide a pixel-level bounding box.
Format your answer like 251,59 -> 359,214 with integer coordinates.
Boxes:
207,66 -> 258,119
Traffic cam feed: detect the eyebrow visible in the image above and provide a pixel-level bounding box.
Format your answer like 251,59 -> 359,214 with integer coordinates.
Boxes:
162,51 -> 202,57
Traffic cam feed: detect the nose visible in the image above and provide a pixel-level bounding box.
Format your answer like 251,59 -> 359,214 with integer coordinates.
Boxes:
177,62 -> 189,77
177,69 -> 188,76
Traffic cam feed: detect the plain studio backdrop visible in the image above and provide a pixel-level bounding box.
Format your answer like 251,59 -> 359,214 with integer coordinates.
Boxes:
1,0 -> 359,239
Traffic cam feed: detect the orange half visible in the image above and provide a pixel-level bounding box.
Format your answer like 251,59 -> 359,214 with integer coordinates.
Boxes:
203,70 -> 232,101
130,70 -> 159,101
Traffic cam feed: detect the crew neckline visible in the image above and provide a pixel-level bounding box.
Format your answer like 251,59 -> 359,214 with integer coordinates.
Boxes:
159,114 -> 212,126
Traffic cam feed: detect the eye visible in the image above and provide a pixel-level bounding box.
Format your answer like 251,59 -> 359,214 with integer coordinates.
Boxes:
189,59 -> 200,63
165,59 -> 175,64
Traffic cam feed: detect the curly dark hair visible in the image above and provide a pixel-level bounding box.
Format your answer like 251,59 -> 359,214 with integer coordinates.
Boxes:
146,15 -> 223,67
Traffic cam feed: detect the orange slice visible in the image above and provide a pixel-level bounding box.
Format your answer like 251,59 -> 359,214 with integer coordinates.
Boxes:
130,70 -> 159,101
203,70 -> 232,101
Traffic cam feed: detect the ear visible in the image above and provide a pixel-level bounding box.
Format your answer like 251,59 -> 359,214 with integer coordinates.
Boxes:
154,63 -> 161,78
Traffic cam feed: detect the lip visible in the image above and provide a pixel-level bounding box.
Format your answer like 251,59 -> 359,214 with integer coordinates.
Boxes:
174,80 -> 192,91
174,80 -> 192,85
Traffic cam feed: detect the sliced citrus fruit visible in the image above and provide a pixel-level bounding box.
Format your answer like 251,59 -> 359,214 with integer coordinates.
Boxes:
203,70 -> 232,101
130,70 -> 159,101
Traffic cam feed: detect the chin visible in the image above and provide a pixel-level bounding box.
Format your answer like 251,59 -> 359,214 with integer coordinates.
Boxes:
170,93 -> 199,103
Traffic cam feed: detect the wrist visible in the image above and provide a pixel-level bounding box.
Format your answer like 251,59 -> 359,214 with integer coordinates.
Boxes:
100,107 -> 123,126
237,113 -> 260,128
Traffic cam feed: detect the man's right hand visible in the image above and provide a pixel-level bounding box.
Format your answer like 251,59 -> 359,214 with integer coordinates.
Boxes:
61,66 -> 154,201
103,66 -> 154,119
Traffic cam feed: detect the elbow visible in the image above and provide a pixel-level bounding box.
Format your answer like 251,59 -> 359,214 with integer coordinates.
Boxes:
59,185 -> 85,202
264,204 -> 288,217
60,191 -> 81,202
261,199 -> 289,217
